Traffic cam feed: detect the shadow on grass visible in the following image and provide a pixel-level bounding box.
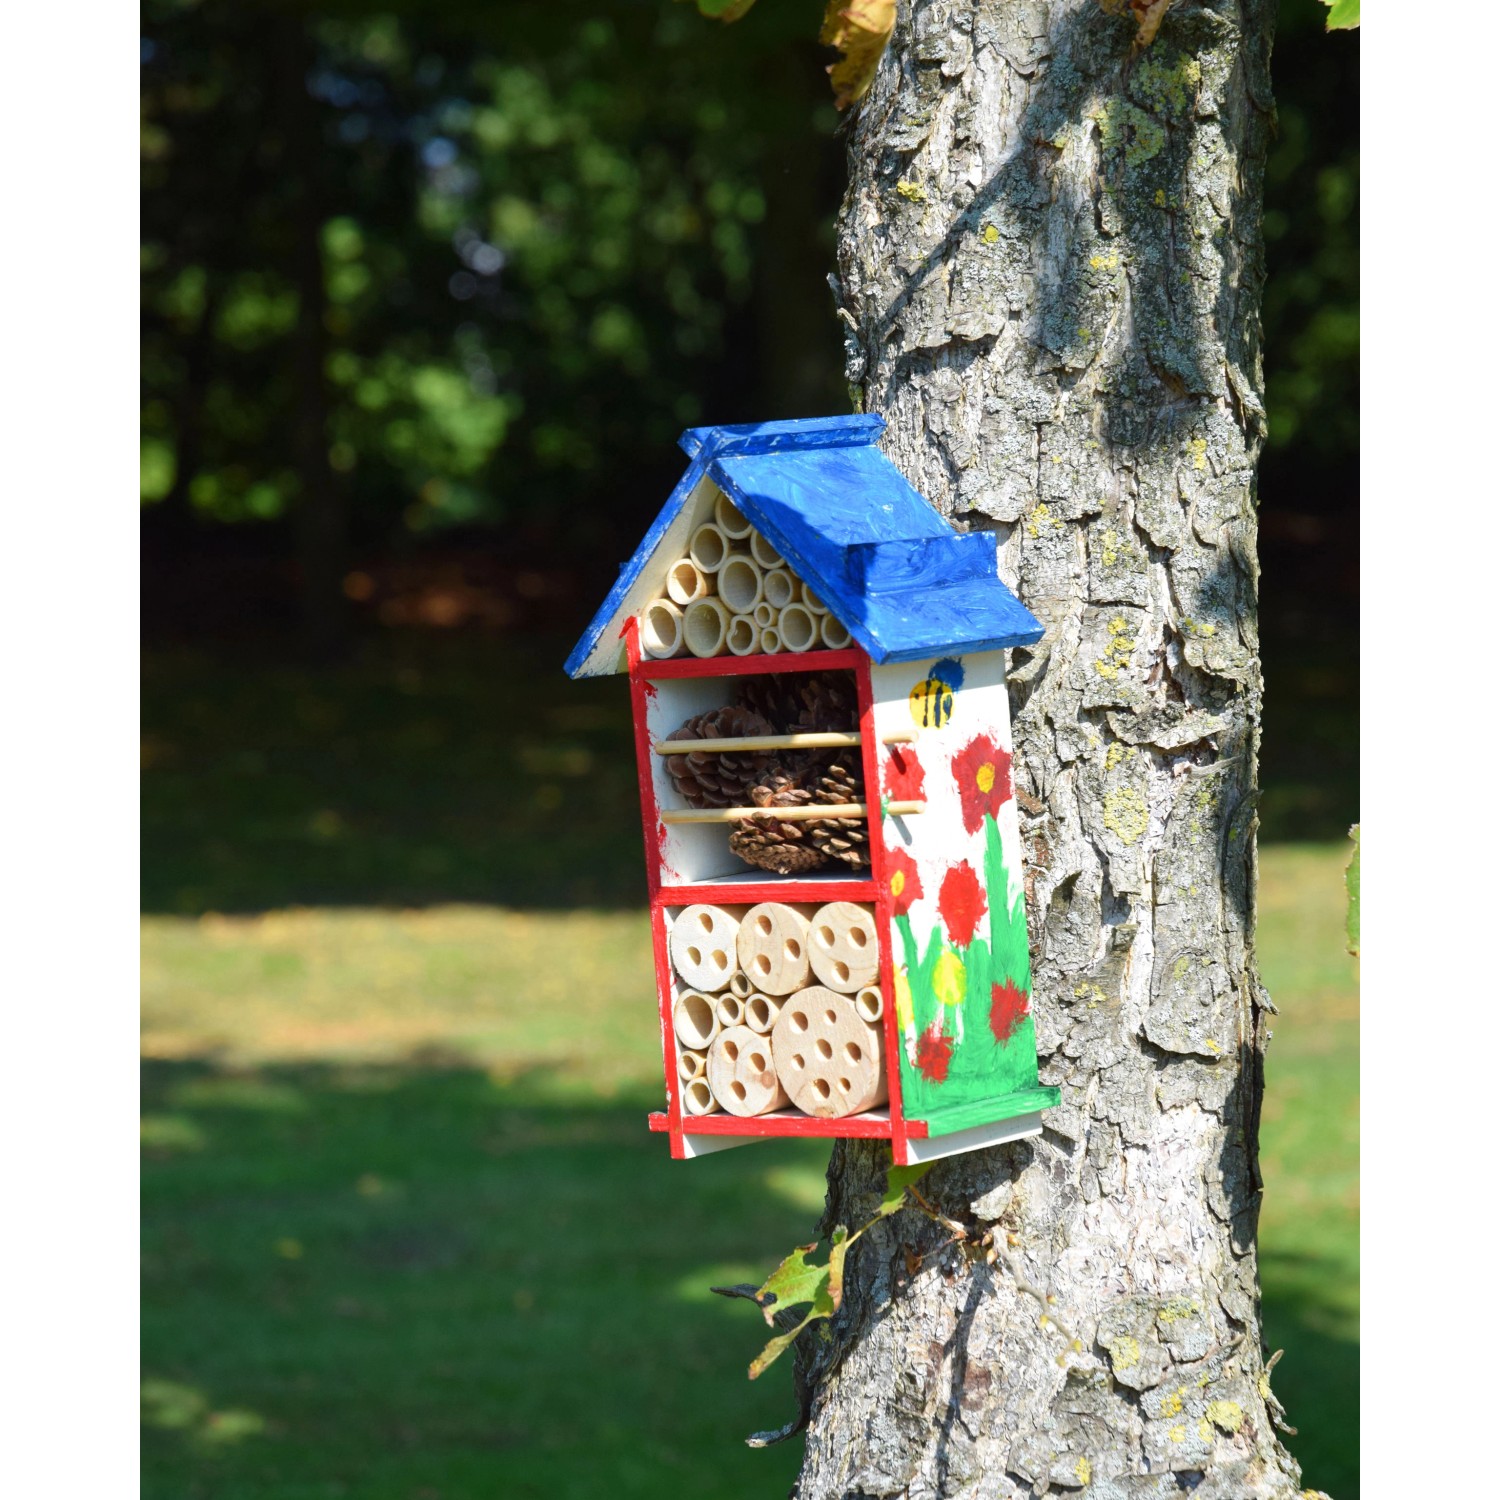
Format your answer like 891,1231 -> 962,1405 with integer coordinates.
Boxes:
142,635 -> 646,917
142,1053 -> 826,1500
143,1051 -> 1358,1500
1260,1248 -> 1359,1500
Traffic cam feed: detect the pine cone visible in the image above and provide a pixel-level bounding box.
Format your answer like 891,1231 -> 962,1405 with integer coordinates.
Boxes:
728,775 -> 832,875
664,706 -> 776,809
804,754 -> 870,869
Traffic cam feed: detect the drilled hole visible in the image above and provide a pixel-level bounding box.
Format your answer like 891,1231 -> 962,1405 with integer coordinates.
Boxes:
756,914 -> 773,936
791,1054 -> 805,1070
817,924 -> 835,948
724,1040 -> 739,1062
754,955 -> 770,976
749,1052 -> 768,1073
844,1042 -> 862,1064
850,927 -> 869,949
837,1078 -> 852,1093
730,1081 -> 746,1101
697,912 -> 714,933
833,961 -> 850,984
815,1039 -> 833,1061
789,1010 -> 808,1033
686,945 -> 702,966
812,1079 -> 831,1101
825,1009 -> 838,1025
712,949 -> 729,970
785,939 -> 801,960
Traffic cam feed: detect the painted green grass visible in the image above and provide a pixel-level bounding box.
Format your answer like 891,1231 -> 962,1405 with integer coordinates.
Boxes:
142,645 -> 1356,1497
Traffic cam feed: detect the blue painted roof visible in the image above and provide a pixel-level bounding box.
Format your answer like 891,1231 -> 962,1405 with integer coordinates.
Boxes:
564,415 -> 1043,677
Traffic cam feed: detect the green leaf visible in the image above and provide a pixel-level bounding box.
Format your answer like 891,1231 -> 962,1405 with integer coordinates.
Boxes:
688,0 -> 760,21
879,1162 -> 934,1216
744,1159 -> 933,1377
1320,0 -> 1360,28
756,1241 -> 830,1326
1344,824 -> 1360,957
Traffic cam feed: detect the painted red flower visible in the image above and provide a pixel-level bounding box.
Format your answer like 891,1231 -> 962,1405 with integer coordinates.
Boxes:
883,745 -> 926,803
915,1023 -> 954,1083
937,863 -> 987,949
952,734 -> 1013,834
887,847 -> 923,918
990,980 -> 1031,1044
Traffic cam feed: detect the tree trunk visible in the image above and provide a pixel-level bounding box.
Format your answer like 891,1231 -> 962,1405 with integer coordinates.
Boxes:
797,3 -> 1311,1495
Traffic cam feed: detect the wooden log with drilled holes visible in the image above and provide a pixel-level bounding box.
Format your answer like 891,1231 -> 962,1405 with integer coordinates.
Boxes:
707,1025 -> 788,1117
669,905 -> 741,992
736,902 -> 814,996
808,902 -> 881,992
771,986 -> 886,1119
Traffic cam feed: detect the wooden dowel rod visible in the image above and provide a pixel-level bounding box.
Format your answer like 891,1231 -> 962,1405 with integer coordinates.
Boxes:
655,730 -> 917,755
661,800 -> 925,825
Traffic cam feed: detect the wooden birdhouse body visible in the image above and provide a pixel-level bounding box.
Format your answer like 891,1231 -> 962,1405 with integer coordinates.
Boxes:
567,416 -> 1060,1165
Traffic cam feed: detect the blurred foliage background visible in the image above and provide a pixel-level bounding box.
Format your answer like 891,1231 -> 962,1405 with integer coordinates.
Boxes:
141,1 -> 1357,1495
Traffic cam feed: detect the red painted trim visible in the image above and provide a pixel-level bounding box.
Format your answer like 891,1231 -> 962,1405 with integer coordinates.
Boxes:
649,1109 -> 895,1139
626,619 -> 688,1155
648,1111 -> 928,1140
639,647 -> 864,681
855,659 -> 912,1166
626,619 -> 662,904
658,879 -> 877,906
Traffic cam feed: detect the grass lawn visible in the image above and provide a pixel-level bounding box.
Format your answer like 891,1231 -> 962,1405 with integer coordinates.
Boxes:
142,642 -> 1357,1498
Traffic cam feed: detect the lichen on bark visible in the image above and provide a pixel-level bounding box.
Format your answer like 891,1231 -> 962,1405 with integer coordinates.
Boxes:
787,2 -> 1320,1495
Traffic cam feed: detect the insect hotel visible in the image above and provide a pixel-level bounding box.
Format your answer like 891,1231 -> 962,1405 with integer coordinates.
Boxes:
565,415 -> 1060,1164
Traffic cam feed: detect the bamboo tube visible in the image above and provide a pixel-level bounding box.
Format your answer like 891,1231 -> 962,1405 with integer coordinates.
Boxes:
682,596 -> 730,658
669,904 -> 741,991
683,1077 -> 720,1116
678,1048 -> 707,1083
778,603 -> 817,653
855,986 -> 884,1024
661,800 -> 924,824
718,555 -> 764,615
808,902 -> 881,992
750,531 -> 783,570
672,991 -> 720,1051
736,902 -> 814,996
655,731 -> 914,755
640,599 -> 683,659
716,993 -> 746,1028
725,614 -> 758,656
714,491 -> 753,540
760,626 -> 783,655
729,970 -> 753,998
819,614 -> 852,650
708,1025 -> 789,1117
802,586 -> 829,616
753,601 -> 776,628
771,987 -> 887,1119
689,522 -> 731,574
745,992 -> 783,1035
762,569 -> 796,610
666,558 -> 709,607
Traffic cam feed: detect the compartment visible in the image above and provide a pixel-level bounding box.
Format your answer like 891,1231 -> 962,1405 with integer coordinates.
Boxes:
662,901 -> 891,1126
644,666 -> 875,888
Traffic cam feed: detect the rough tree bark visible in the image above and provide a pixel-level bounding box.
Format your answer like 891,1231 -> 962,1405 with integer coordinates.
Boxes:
792,3 -> 1316,1496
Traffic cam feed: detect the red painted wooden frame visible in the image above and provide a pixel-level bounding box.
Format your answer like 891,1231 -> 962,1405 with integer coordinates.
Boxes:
626,620 -> 918,1161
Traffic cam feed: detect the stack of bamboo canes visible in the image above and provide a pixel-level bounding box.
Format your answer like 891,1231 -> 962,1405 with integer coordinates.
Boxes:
639,490 -> 852,659
667,900 -> 885,1120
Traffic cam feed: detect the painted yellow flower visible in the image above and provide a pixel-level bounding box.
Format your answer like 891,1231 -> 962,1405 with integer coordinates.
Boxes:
932,950 -> 967,1009
893,969 -> 915,1032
